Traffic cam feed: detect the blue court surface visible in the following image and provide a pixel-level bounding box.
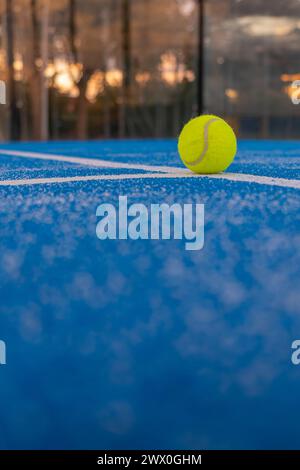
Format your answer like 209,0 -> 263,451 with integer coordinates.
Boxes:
0,139 -> 300,450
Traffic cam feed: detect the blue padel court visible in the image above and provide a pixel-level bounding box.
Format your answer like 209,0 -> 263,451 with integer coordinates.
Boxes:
0,140 -> 300,449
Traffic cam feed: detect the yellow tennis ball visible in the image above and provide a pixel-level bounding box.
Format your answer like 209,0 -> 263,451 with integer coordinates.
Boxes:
178,114 -> 237,174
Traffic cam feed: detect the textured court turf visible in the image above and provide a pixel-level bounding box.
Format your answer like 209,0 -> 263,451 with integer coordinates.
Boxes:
0,140 -> 299,449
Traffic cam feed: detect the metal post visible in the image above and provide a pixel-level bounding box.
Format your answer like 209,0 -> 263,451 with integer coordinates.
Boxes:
197,0 -> 205,115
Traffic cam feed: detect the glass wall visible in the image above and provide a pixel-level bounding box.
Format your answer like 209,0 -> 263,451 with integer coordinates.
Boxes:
0,0 -> 299,141
205,0 -> 300,138
0,0 -> 198,140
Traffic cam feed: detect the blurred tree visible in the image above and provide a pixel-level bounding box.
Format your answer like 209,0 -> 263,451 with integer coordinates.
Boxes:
69,0 -> 93,139
5,0 -> 19,140
119,0 -> 131,137
29,0 -> 42,139
40,1 -> 49,140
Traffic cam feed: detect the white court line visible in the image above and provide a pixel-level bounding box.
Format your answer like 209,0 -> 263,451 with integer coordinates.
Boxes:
0,171 -> 300,189
0,173 -> 188,186
0,149 -> 299,189
0,149 -> 184,174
